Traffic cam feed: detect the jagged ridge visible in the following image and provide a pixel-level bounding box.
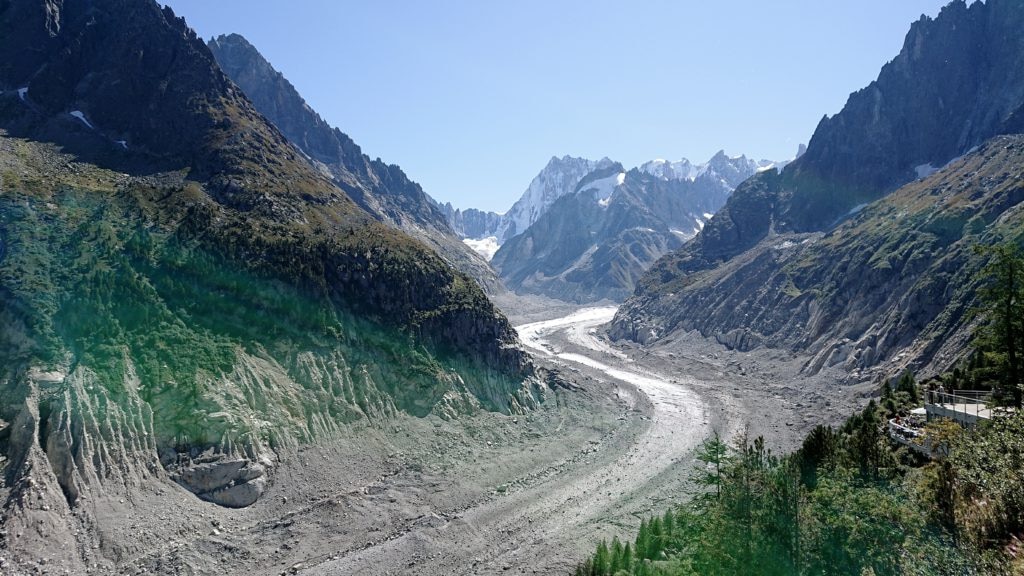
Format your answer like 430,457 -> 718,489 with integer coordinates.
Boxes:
206,33 -> 503,294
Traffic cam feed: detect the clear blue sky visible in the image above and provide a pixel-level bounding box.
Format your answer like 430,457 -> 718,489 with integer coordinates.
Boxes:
164,0 -> 952,212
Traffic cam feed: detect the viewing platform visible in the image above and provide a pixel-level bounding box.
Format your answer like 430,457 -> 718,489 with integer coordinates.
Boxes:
923,389 -> 1013,427
887,390 -> 1015,457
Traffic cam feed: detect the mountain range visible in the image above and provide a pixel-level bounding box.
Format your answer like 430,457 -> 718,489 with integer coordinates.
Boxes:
4,0 -> 1024,573
611,0 -> 1024,380
439,156 -> 615,247
444,149 -> 789,301
490,151 -> 788,302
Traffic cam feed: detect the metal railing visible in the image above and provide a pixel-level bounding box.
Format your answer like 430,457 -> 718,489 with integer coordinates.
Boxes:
925,389 -> 992,423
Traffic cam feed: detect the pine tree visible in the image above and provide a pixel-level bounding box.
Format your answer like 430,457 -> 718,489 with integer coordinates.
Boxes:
609,537 -> 624,573
798,425 -> 839,489
594,540 -> 610,575
648,517 -> 664,559
635,518 -> 650,562
621,542 -> 633,573
896,370 -> 919,404
694,432 -> 730,500
975,242 -> 1024,406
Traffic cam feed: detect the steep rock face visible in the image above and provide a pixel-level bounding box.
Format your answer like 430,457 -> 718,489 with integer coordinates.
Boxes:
492,161 -> 742,303
437,203 -> 504,241
636,0 -> 1024,285
495,156 -> 615,243
614,0 -> 1024,375
612,136 -> 1024,379
0,4 -> 539,561
206,33 -> 502,293
792,0 -> 1024,226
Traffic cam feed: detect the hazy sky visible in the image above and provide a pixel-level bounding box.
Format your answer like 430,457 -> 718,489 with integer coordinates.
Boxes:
164,0 -> 952,212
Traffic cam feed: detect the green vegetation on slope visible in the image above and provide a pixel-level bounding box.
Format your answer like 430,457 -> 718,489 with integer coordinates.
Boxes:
583,239 -> 1024,575
0,135 -> 534,458
577,402 -> 1003,576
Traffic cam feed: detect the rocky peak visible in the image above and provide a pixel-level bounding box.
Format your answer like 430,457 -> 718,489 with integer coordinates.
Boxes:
642,0 -> 1024,284
495,155 -> 611,242
639,157 -> 697,181
786,0 -> 1024,231
0,0 -> 270,176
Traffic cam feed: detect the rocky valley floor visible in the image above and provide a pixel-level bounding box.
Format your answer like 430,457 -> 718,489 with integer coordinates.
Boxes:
4,298 -> 869,576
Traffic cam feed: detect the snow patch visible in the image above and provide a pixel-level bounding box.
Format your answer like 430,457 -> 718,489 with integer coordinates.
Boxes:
846,203 -> 868,217
115,140 -> 128,150
17,87 -> 28,101
915,163 -> 938,179
702,213 -> 714,220
695,217 -> 705,230
582,171 -> 625,205
70,110 -> 94,129
598,197 -> 611,208
462,236 -> 500,261
936,146 -> 980,173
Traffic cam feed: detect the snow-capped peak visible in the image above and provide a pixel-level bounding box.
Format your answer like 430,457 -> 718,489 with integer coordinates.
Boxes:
494,155 -> 613,242
640,150 -> 769,188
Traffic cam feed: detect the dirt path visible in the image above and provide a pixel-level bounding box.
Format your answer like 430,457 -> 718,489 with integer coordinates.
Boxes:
305,307 -> 725,575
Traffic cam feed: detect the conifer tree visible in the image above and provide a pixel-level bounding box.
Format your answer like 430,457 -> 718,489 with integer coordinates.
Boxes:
694,432 -> 730,500
896,370 -> 919,404
594,540 -> 610,575
975,242 -> 1024,406
648,517 -> 664,559
609,537 -> 623,573
635,518 -> 650,562
621,542 -> 633,573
